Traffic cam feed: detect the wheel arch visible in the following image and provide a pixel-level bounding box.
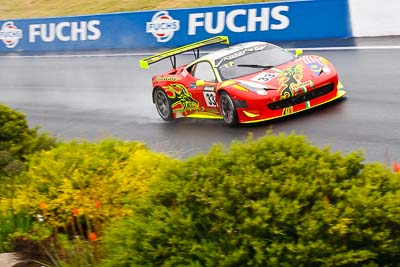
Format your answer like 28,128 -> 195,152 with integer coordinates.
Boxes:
216,88 -> 238,108
218,89 -> 239,126
152,86 -> 163,104
216,88 -> 229,104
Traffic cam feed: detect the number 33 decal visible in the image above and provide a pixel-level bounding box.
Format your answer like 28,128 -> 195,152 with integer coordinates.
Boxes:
203,92 -> 217,107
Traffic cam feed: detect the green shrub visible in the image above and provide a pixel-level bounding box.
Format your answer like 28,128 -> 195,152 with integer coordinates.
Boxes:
10,139 -> 174,264
17,139 -> 172,223
0,103 -> 55,162
0,103 -> 56,252
102,133 -> 400,267
0,103 -> 55,189
0,211 -> 32,253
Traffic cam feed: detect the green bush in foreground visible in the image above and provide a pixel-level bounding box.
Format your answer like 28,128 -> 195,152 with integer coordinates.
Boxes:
11,139 -> 173,265
0,103 -> 55,186
2,103 -> 400,266
102,134 -> 400,267
0,103 -> 55,253
17,139 -> 171,226
0,103 -> 55,162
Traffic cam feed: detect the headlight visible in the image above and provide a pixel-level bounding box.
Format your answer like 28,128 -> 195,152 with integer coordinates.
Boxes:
237,80 -> 269,96
319,57 -> 331,74
254,88 -> 268,95
322,65 -> 331,75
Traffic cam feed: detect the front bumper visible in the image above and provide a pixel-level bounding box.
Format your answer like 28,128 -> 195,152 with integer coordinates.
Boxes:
237,87 -> 346,124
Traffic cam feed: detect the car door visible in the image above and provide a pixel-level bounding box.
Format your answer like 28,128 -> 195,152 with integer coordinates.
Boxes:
184,60 -> 219,113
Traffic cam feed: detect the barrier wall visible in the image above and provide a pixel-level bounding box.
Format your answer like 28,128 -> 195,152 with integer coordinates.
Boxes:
0,0 -> 351,52
349,0 -> 400,37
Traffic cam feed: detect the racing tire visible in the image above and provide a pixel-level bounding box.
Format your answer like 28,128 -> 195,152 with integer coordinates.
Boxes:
219,91 -> 238,126
154,88 -> 173,121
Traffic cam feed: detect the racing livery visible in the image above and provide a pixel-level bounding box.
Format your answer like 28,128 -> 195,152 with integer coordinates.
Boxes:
140,36 -> 346,125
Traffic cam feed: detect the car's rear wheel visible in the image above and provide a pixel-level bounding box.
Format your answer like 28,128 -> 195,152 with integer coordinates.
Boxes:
219,91 -> 238,126
154,88 -> 173,121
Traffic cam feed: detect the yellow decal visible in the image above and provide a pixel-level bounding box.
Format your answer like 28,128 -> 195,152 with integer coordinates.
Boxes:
163,84 -> 203,113
232,84 -> 249,92
290,80 -> 314,92
282,106 -> 294,115
338,81 -> 344,89
243,110 -> 259,118
278,64 -> 303,100
320,57 -> 329,65
154,76 -> 181,82
219,80 -> 236,88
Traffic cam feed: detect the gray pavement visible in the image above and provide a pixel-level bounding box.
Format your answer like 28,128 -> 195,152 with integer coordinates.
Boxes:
0,253 -> 21,267
1,37 -> 400,163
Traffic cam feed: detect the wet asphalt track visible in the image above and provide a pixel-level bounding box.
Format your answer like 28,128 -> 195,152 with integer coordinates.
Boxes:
1,37 -> 400,163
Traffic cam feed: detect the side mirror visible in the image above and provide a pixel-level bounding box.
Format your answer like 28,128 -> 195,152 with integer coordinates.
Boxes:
295,49 -> 303,57
196,80 -> 205,87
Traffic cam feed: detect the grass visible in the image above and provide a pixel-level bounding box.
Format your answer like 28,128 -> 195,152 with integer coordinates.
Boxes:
0,0 -> 278,20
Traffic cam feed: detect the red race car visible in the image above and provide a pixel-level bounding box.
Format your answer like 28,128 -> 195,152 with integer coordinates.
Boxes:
139,36 -> 346,126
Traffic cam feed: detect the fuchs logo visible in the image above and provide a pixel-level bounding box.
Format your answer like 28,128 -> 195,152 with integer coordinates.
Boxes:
146,11 -> 180,42
0,21 -> 23,48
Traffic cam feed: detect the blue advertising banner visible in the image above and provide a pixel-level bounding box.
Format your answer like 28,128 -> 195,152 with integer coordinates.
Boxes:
0,0 -> 351,52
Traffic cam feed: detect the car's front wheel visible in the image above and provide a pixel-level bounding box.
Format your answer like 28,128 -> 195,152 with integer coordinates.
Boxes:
154,88 -> 173,121
219,91 -> 238,126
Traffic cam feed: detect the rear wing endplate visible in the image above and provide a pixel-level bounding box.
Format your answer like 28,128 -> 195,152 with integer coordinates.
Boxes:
139,36 -> 229,69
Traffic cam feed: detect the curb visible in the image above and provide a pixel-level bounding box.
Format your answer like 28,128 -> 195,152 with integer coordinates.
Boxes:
0,253 -> 21,267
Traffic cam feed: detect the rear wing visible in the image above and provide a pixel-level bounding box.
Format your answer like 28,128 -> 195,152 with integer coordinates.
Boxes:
139,36 -> 229,69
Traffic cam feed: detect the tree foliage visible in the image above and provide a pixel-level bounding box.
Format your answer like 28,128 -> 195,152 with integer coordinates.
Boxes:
2,103 -> 400,266
102,134 -> 400,267
15,139 -> 173,235
6,137 -> 173,263
0,103 -> 55,207
0,103 -> 56,253
0,103 -> 55,179
0,104 -> 54,159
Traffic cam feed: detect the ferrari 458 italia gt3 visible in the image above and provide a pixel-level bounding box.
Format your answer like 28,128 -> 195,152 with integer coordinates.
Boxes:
139,36 -> 346,126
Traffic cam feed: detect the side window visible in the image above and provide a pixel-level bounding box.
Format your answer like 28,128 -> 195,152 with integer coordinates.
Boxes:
192,61 -> 216,82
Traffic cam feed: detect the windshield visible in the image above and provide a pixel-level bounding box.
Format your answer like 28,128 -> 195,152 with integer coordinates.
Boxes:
216,44 -> 295,80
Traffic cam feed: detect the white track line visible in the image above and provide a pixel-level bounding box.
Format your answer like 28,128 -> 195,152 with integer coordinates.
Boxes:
1,45 -> 400,59
298,45 -> 400,51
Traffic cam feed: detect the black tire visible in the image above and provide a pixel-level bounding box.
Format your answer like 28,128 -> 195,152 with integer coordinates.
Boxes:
219,91 -> 238,126
154,88 -> 173,121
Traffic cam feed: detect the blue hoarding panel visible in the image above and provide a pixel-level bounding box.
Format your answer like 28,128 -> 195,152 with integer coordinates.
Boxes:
0,0 -> 351,52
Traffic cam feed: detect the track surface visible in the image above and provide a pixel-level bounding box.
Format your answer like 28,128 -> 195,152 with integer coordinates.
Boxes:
1,38 -> 400,163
